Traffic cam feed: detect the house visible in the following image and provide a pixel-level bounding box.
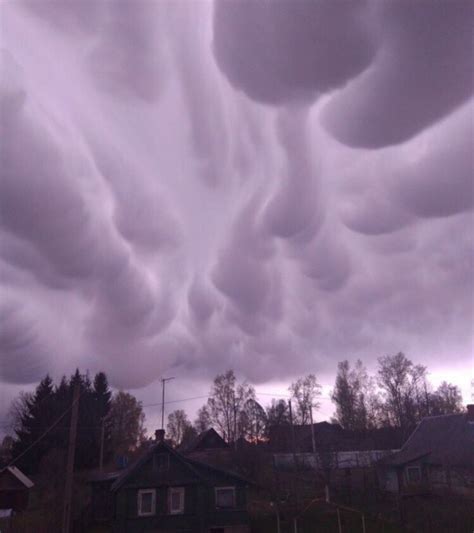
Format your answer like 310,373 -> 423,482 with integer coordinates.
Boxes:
0,465 -> 34,512
179,428 -> 229,456
90,429 -> 252,533
378,405 -> 474,499
268,422 -> 407,504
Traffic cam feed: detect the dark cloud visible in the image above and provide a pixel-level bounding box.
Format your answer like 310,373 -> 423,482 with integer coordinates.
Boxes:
213,0 -> 375,105
322,0 -> 474,147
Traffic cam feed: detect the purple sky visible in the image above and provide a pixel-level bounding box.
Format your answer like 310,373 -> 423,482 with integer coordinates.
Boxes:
0,1 -> 473,426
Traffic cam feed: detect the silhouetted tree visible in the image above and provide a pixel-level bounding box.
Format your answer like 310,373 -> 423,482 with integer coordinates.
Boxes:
109,391 -> 146,455
194,405 -> 211,433
12,375 -> 55,473
265,399 -> 291,433
206,370 -> 255,442
241,398 -> 267,442
377,352 -> 428,428
181,425 -> 198,449
289,374 -> 321,425
331,360 -> 377,430
430,381 -> 463,415
167,409 -> 192,447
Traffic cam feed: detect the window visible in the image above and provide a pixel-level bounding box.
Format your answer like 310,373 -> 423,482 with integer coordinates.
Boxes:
168,487 -> 185,514
137,489 -> 156,516
215,486 -> 236,509
406,466 -> 421,484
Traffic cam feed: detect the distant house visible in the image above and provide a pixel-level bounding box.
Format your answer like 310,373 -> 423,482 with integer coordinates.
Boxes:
378,406 -> 474,499
269,422 -> 407,502
180,428 -> 229,455
0,466 -> 34,512
90,429 -> 252,533
268,421 -> 408,454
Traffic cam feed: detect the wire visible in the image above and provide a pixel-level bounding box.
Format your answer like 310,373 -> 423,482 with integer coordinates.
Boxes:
142,395 -> 209,408
7,391 -> 83,467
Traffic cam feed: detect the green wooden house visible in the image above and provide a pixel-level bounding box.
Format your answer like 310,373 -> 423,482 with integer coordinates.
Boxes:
104,431 -> 251,533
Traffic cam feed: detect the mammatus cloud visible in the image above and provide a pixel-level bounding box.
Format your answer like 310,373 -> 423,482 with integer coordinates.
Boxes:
213,0 -> 376,105
0,1 -> 472,401
322,0 -> 474,148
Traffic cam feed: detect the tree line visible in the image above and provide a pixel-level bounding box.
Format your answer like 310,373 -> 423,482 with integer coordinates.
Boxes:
4,370 -> 145,474
167,353 -> 463,447
3,352 -> 463,471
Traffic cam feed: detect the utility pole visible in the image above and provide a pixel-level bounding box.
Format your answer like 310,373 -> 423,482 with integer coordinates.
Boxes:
309,406 -> 316,454
62,381 -> 80,533
161,377 -> 175,430
99,411 -> 112,473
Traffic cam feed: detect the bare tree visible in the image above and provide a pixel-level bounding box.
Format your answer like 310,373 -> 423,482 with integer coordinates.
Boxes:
207,370 -> 255,442
194,405 -> 211,433
377,352 -> 428,428
331,360 -> 378,430
8,391 -> 33,434
167,409 -> 192,447
289,374 -> 321,425
430,381 -> 463,415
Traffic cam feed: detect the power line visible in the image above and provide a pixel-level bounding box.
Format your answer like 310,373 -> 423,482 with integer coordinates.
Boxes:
7,391 -> 83,468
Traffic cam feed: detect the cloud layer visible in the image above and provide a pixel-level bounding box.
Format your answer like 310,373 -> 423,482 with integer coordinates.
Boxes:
0,1 -> 472,396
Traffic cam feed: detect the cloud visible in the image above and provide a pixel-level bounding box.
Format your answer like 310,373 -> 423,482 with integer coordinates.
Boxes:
0,1 -> 472,402
322,0 -> 474,148
213,0 -> 376,105
88,0 -> 168,102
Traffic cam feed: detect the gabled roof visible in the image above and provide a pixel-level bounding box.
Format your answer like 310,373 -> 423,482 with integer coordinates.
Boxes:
0,466 -> 34,489
179,428 -> 229,454
385,413 -> 474,467
111,440 -> 251,492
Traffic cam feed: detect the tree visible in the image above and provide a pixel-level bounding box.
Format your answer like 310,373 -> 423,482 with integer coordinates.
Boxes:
12,375 -> 56,473
207,370 -> 255,442
289,374 -> 321,425
7,391 -> 33,434
265,399 -> 291,432
194,405 -> 211,433
181,425 -> 198,449
377,352 -> 428,428
331,360 -> 376,430
241,399 -> 267,442
430,381 -> 463,415
167,409 -> 192,447
90,371 -> 112,465
109,391 -> 146,455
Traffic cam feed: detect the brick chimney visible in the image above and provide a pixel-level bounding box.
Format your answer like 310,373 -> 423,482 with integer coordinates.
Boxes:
155,429 -> 165,443
467,404 -> 474,422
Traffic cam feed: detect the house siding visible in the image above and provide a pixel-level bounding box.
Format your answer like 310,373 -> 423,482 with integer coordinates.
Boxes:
108,445 -> 250,533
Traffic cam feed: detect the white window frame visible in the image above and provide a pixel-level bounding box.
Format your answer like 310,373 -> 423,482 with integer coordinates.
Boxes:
168,487 -> 185,515
406,465 -> 421,484
214,486 -> 236,509
137,489 -> 156,516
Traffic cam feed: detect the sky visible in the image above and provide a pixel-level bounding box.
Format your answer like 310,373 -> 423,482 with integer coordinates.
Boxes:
0,0 -> 473,431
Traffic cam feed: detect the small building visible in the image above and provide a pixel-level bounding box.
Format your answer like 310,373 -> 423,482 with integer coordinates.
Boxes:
91,430 -> 252,533
379,406 -> 474,499
0,465 -> 34,512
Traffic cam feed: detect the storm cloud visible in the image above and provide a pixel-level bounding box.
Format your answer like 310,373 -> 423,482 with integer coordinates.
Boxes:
0,0 -> 472,401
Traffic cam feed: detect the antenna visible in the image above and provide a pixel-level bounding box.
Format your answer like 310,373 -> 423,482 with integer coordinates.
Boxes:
161,377 -> 175,430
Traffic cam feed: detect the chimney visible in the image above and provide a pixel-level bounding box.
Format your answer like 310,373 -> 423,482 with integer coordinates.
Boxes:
467,405 -> 474,422
155,429 -> 165,443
